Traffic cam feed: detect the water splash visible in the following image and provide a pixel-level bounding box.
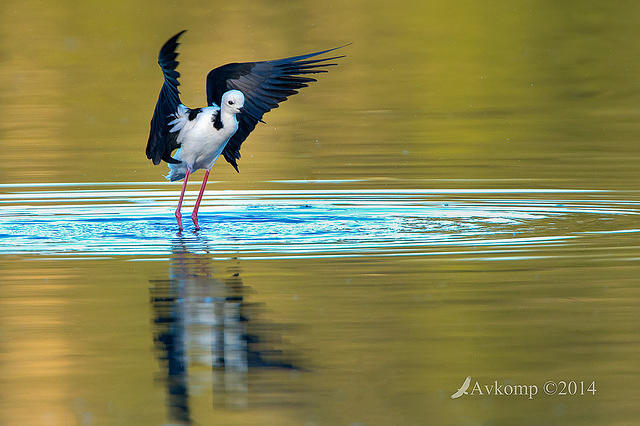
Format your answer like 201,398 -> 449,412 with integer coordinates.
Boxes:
0,182 -> 637,258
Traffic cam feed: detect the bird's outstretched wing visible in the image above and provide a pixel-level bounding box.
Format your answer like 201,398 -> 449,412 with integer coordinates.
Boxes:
146,30 -> 187,165
206,45 -> 347,172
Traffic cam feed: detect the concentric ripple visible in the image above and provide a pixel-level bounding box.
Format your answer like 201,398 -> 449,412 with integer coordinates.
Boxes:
0,182 -> 638,259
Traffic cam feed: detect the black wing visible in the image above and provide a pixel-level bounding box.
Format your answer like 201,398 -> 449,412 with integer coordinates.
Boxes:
146,30 -> 187,165
206,45 -> 347,172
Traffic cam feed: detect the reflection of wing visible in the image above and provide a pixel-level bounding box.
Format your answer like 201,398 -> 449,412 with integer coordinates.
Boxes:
450,376 -> 472,399
205,46 -> 346,172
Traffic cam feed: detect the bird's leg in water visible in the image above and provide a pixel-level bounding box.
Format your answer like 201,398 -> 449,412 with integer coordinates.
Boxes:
192,170 -> 210,230
175,167 -> 191,231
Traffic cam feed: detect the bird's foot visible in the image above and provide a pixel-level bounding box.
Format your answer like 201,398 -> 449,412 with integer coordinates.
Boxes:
191,213 -> 200,231
175,209 -> 183,231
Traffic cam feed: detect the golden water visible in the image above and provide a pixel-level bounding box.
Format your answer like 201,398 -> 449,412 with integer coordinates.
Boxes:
1,1 -> 640,425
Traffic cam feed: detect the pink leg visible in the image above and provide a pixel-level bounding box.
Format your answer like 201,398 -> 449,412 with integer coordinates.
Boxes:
191,170 -> 210,230
175,167 -> 191,231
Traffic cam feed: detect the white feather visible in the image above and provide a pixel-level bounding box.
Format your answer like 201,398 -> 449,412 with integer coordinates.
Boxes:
165,91 -> 245,181
168,104 -> 189,133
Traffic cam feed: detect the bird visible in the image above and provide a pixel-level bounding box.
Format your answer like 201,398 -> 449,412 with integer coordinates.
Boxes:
451,376 -> 472,399
146,30 -> 346,231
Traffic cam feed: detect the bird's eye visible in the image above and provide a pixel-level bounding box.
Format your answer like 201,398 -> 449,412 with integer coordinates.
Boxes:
228,100 -> 234,105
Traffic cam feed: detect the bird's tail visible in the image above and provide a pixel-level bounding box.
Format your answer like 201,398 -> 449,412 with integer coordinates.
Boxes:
165,150 -> 186,181
165,167 -> 186,182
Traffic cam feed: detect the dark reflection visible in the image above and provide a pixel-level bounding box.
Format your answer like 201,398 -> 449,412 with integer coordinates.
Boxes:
149,238 -> 299,424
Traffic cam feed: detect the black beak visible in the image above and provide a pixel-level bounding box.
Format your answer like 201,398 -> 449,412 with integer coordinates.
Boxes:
238,106 -> 244,113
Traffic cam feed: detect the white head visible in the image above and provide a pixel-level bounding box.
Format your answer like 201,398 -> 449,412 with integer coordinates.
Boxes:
221,90 -> 245,114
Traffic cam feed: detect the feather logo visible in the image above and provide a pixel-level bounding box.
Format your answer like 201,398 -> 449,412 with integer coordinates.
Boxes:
451,376 -> 472,399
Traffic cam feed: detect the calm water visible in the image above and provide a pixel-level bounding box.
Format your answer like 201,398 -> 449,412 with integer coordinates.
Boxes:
2,1 -> 640,425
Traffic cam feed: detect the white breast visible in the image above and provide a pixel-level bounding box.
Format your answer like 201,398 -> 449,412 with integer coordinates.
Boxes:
176,108 -> 230,170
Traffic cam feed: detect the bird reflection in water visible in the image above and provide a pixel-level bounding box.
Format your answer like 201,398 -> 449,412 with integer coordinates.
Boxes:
149,239 -> 299,424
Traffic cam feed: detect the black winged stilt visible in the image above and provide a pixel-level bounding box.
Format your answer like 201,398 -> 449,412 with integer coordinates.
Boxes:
146,30 -> 346,231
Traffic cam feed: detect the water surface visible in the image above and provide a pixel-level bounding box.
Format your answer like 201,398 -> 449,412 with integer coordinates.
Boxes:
2,1 -> 640,425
